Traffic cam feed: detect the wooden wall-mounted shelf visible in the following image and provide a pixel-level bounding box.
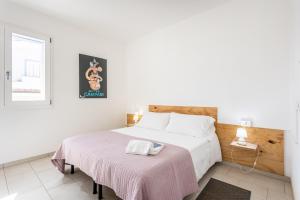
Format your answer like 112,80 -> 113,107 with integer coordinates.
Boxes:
230,141 -> 258,151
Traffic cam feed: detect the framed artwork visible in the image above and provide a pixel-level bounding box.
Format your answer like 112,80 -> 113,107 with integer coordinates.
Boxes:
79,54 -> 107,98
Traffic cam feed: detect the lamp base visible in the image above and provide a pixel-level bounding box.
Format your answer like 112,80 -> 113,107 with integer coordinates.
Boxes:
237,141 -> 247,146
237,140 -> 247,146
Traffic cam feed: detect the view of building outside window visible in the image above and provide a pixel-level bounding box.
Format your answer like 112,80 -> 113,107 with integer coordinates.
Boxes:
11,33 -> 46,101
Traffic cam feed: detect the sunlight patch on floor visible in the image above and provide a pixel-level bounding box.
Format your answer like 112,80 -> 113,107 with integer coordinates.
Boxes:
0,194 -> 17,200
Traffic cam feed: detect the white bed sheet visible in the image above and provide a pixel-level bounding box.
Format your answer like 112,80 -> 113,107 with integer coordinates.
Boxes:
112,127 -> 222,180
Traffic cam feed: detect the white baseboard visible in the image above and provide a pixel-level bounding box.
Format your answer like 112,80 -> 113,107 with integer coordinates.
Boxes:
0,152 -> 54,168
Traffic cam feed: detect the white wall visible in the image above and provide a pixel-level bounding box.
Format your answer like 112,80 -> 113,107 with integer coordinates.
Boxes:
0,1 -> 126,164
290,0 -> 300,198
126,0 -> 291,173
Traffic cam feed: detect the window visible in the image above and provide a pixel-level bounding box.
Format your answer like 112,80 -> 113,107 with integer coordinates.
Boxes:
4,26 -> 51,107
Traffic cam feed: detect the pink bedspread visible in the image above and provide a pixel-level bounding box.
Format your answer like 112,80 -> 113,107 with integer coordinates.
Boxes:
52,131 -> 198,200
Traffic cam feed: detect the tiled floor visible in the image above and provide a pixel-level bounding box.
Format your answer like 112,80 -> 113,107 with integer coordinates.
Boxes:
0,156 -> 294,200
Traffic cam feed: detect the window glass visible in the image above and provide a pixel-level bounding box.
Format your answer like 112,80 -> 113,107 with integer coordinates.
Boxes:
11,33 -> 46,101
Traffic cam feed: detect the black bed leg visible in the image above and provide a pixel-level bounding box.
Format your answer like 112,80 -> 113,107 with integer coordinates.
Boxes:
93,181 -> 97,194
98,184 -> 103,199
70,165 -> 75,174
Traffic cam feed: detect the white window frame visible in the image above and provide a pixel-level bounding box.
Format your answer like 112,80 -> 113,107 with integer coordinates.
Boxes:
3,25 -> 52,108
0,24 -> 4,109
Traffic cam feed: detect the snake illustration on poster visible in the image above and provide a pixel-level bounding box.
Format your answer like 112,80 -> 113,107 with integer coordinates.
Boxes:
79,54 -> 107,98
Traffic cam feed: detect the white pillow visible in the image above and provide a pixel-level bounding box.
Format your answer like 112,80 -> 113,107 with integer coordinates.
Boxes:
135,112 -> 170,130
166,112 -> 215,138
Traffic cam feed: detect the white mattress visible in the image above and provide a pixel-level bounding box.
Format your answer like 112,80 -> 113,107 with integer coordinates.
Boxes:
112,127 -> 222,180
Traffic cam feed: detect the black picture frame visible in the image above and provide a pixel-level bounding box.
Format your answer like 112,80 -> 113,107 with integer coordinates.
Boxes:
79,54 -> 107,98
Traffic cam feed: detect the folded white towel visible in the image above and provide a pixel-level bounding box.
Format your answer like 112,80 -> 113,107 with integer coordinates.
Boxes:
126,140 -> 153,155
126,140 -> 165,156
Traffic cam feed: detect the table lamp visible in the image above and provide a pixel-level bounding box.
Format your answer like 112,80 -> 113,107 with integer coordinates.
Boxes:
236,127 -> 248,146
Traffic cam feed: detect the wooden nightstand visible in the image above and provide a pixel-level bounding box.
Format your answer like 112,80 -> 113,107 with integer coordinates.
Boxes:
230,141 -> 258,151
217,123 -> 284,175
230,140 -> 260,173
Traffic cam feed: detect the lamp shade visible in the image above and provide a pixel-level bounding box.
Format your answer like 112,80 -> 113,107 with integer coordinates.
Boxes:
133,112 -> 139,122
236,128 -> 247,138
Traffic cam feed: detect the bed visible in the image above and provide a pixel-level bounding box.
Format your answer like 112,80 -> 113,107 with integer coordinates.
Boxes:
52,105 -> 222,200
113,126 -> 221,181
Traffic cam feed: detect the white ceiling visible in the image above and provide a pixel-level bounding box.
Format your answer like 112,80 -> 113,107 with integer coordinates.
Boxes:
8,0 -> 227,42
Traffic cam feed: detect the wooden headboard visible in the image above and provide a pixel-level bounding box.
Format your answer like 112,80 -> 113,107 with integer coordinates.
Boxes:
149,105 -> 218,122
148,105 -> 284,176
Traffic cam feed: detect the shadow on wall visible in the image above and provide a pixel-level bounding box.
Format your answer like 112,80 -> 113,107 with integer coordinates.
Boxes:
174,0 -> 232,21
137,0 -> 232,42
